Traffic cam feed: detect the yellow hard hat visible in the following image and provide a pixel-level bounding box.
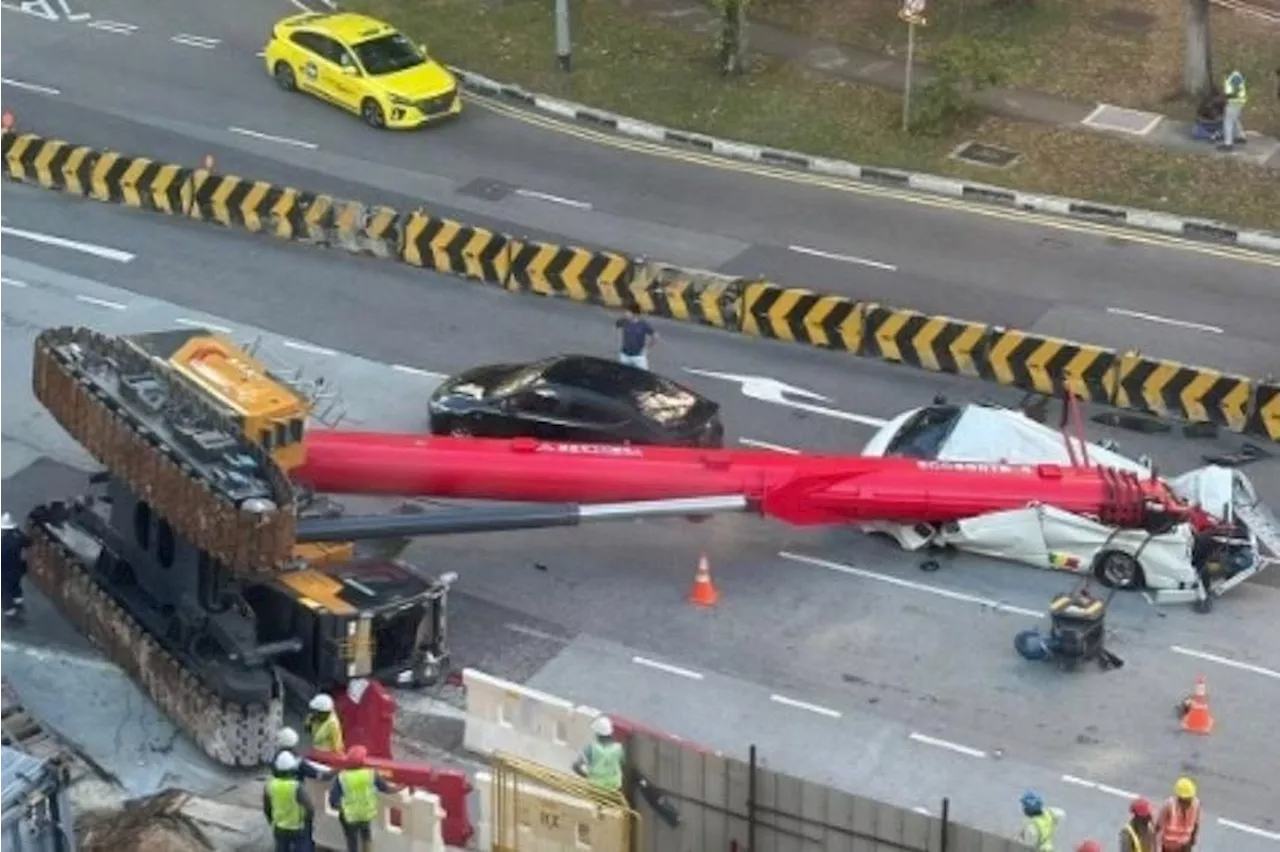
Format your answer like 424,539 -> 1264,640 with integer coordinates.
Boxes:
1174,777 -> 1197,799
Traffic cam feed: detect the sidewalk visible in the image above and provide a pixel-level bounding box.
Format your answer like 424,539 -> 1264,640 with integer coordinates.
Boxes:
622,0 -> 1280,170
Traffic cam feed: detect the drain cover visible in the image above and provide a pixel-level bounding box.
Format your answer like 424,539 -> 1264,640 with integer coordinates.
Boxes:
1081,104 -> 1162,135
951,141 -> 1021,168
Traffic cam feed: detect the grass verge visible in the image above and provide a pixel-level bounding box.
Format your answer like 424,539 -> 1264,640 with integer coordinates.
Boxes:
348,0 -> 1280,230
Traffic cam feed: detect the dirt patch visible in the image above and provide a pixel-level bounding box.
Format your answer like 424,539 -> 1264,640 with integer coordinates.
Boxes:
77,790 -> 215,852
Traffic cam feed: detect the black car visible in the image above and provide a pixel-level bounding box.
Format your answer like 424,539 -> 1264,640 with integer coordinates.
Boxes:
428,355 -> 725,447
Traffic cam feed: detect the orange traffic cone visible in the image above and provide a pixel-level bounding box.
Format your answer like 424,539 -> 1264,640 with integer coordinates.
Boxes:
1180,675 -> 1215,735
688,554 -> 719,608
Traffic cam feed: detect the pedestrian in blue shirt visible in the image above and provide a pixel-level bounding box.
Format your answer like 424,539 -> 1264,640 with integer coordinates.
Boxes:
616,309 -> 657,371
2,512 -> 30,620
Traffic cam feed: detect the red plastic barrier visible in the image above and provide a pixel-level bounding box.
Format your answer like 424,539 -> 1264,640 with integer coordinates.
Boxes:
334,680 -> 395,760
611,715 -> 713,754
306,749 -> 475,847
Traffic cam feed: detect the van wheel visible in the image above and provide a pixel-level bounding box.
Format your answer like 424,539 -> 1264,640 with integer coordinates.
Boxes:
1094,550 -> 1143,590
361,99 -> 386,128
274,62 -> 297,92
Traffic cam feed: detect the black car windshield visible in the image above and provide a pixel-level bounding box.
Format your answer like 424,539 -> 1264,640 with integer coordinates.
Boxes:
885,406 -> 962,458
352,33 -> 424,76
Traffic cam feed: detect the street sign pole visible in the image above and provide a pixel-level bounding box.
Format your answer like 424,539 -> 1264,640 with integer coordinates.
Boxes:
555,0 -> 572,72
899,0 -> 927,132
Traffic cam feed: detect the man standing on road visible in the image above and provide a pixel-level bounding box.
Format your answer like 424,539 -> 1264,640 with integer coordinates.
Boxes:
2,512 -> 30,621
306,694 -> 345,756
615,308 -> 656,371
1156,778 -> 1201,851
1219,69 -> 1248,151
1017,791 -> 1064,851
1121,798 -> 1157,852
264,752 -> 315,852
328,745 -> 400,852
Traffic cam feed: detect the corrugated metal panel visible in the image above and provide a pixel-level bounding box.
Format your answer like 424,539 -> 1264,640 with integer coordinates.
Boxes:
1,745 -> 51,811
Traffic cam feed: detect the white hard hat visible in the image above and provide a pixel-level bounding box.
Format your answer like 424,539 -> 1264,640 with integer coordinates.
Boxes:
591,715 -> 614,738
309,693 -> 334,713
1,513 -> 14,531
276,727 -> 299,749
274,751 -> 300,773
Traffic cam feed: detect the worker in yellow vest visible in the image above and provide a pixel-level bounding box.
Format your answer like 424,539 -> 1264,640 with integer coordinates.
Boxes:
263,752 -> 315,852
1121,798 -> 1157,852
572,715 -> 625,794
1017,791 -> 1064,851
1220,70 -> 1248,151
306,693 -> 345,756
1156,778 -> 1201,851
328,745 -> 400,852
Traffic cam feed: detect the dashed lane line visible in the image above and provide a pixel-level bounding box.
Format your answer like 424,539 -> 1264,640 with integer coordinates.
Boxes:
1,277 -> 29,287
1170,645 -> 1280,681
228,126 -> 319,150
631,656 -> 704,681
514,188 -> 593,211
1061,774 -> 1141,800
74,294 -> 127,311
171,33 -> 220,49
780,551 -> 1044,618
174,317 -> 232,334
502,623 -> 570,644
281,339 -> 337,356
392,364 -> 447,380
0,224 -> 135,262
1106,307 -> 1223,334
769,694 -> 842,718
908,732 -> 987,759
788,243 -> 897,272
738,437 -> 800,453
85,19 -> 136,34
0,76 -> 60,95
1218,818 -> 1280,842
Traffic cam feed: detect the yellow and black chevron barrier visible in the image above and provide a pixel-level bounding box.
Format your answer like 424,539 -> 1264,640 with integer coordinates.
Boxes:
506,240 -> 633,304
981,329 -> 1118,405
861,304 -> 988,377
1113,353 -> 1253,432
401,211 -> 512,284
741,283 -> 863,351
6,128 -> 1279,444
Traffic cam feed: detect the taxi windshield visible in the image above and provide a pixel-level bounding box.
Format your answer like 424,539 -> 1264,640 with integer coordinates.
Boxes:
352,33 -> 424,76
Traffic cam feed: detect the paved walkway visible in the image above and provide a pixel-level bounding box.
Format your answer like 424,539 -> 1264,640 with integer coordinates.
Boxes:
625,0 -> 1280,170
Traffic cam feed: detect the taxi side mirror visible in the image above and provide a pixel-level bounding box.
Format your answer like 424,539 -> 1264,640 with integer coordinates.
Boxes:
418,42 -> 429,56
342,65 -> 359,77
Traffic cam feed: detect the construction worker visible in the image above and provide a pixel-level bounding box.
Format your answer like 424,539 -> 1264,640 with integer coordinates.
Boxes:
328,745 -> 399,852
1220,69 -> 1248,151
1076,843 -> 1102,852
1156,778 -> 1201,851
1017,791 -> 1064,851
276,727 -> 333,782
572,715 -> 624,793
1122,798 -> 1158,852
2,512 -> 30,620
263,752 -> 315,852
306,694 -> 345,755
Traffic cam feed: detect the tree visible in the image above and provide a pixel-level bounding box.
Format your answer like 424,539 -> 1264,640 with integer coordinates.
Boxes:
1183,0 -> 1212,97
713,0 -> 749,75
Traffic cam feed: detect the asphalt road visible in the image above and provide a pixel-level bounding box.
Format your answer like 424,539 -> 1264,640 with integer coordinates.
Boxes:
3,0 -> 1280,383
3,185 -> 1279,847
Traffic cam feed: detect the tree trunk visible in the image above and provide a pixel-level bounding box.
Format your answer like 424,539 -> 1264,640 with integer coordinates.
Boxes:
1182,0 -> 1212,96
719,0 -> 749,75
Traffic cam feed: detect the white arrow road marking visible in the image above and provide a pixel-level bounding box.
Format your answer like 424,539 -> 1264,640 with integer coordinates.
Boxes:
0,225 -> 135,262
685,368 -> 888,428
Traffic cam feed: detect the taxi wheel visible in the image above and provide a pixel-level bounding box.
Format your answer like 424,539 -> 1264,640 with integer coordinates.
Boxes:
273,62 -> 297,92
361,99 -> 386,129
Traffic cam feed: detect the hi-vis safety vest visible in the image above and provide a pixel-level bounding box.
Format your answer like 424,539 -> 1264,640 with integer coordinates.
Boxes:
1028,811 -> 1058,851
267,777 -> 304,832
1160,799 -> 1200,847
339,768 -> 379,824
1125,824 -> 1148,852
309,713 -> 344,754
1224,73 -> 1248,104
586,741 -> 624,791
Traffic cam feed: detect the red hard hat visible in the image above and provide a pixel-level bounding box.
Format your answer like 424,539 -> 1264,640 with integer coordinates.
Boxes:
347,745 -> 368,763
1076,842 -> 1102,852
1131,798 -> 1153,818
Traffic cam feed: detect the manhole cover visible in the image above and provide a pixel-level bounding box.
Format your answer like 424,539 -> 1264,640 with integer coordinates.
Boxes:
1095,8 -> 1155,34
456,177 -> 514,201
1082,104 -> 1162,135
950,140 -> 1022,168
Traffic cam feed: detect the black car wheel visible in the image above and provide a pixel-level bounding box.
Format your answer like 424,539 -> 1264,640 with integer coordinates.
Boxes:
361,98 -> 386,129
1093,550 -> 1143,590
273,62 -> 297,92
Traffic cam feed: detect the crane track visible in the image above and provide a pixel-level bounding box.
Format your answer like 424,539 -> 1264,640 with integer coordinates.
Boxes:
32,327 -> 296,575
24,521 -> 283,767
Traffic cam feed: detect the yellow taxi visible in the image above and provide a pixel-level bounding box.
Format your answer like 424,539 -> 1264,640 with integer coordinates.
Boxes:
263,12 -> 461,129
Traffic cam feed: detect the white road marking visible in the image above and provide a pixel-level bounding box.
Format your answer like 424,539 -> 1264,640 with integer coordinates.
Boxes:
788,243 -> 898,272
738,437 -> 801,454
503,623 -> 569,644
0,225 -> 135,262
0,1 -> 58,22
1218,818 -> 1280,842
685,369 -> 888,428
1106,307 -> 1223,334
75,295 -> 127,311
1061,774 -> 1141,800
392,363 -> 447,380
514,188 -> 593,211
282,339 -> 337,356
769,694 -> 842,718
0,76 -> 60,95
781,551 -> 1044,618
256,50 -> 266,57
908,732 -> 987,759
287,0 -> 314,13
1,276 -> 29,287
1170,645 -> 1280,680
1,640 -> 120,673
86,19 -> 136,33
228,126 -> 319,150
631,656 -> 704,680
171,33 -> 220,49
174,317 -> 232,334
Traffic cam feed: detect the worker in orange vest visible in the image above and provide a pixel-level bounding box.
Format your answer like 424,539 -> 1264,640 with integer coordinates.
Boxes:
1155,778 -> 1201,851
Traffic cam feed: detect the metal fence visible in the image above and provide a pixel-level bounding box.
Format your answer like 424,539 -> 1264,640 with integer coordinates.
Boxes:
626,732 -> 1027,852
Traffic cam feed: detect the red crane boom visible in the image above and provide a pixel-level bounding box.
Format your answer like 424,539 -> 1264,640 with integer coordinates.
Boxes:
294,432 -> 1189,530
